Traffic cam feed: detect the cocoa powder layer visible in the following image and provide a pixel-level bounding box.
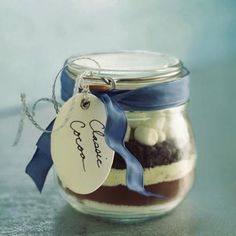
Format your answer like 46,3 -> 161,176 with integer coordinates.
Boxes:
64,170 -> 194,206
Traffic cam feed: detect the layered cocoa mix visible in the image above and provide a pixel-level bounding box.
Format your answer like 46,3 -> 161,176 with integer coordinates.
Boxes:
63,125 -> 195,207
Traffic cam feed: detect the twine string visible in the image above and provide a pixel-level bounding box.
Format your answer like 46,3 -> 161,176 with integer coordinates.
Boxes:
13,57 -> 106,146
13,70 -> 91,146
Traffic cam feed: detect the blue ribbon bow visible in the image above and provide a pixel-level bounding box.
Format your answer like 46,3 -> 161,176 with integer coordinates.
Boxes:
26,69 -> 190,198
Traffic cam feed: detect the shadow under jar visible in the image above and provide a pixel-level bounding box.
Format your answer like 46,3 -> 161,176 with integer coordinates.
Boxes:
57,51 -> 197,222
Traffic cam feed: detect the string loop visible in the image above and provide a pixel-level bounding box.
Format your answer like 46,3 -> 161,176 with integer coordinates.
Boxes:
13,57 -> 103,145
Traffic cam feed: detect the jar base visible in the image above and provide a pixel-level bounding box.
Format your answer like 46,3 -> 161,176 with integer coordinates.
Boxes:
58,185 -> 184,223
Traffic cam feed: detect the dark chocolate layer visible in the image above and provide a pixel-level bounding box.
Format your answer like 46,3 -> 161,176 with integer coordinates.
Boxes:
112,140 -> 180,169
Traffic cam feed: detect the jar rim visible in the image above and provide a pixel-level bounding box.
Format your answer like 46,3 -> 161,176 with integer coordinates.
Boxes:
65,50 -> 187,89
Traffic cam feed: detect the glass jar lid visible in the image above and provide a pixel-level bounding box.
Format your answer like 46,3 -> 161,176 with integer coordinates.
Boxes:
65,51 -> 186,89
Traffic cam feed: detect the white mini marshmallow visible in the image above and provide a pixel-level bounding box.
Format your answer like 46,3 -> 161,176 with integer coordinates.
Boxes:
134,126 -> 158,146
124,125 -> 131,142
158,130 -> 166,142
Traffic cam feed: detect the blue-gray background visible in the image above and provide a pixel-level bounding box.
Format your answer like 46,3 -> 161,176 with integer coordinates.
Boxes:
1,1 -> 236,235
0,0 -> 235,109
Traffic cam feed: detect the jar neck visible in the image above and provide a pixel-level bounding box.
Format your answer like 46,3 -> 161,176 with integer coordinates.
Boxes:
64,51 -> 186,90
61,68 -> 190,112
65,68 -> 188,91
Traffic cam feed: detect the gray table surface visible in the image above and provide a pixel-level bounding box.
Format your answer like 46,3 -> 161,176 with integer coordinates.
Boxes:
0,62 -> 236,236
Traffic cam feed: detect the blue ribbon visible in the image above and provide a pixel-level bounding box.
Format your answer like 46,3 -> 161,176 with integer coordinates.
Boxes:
26,120 -> 54,192
26,69 -> 190,198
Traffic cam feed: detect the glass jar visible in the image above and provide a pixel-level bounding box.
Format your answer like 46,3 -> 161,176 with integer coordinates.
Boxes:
57,51 -> 197,222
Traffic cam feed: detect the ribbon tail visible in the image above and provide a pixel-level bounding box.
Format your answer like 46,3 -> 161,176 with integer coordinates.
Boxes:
98,94 -> 164,199
25,119 -> 55,192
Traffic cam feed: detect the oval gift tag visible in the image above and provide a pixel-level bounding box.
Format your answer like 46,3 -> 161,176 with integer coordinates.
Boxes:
51,94 -> 114,194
